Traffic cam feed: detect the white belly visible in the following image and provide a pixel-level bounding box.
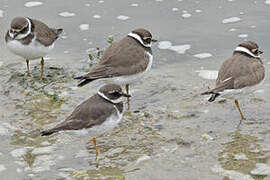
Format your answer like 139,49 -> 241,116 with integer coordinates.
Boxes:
102,71 -> 148,85
6,38 -> 54,60
219,77 -> 265,99
64,105 -> 123,136
101,51 -> 153,85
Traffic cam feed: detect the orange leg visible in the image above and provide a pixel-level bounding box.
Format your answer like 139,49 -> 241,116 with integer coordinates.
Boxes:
125,84 -> 130,110
40,57 -> 44,79
125,84 -> 129,95
234,99 -> 246,120
26,59 -> 30,77
92,137 -> 98,156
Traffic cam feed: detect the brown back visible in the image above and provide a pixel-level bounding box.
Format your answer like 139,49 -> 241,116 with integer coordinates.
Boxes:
30,18 -> 59,46
51,94 -> 123,131
82,36 -> 152,79
214,52 -> 264,92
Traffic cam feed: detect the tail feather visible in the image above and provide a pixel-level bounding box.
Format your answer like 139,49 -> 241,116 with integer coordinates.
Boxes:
41,128 -> 59,136
207,93 -> 220,102
77,79 -> 95,87
53,28 -> 63,38
201,90 -> 220,102
74,76 -> 96,87
74,76 -> 83,80
201,91 -> 212,95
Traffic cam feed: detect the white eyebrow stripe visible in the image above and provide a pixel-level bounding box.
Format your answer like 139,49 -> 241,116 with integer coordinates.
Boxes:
234,46 -> 260,58
98,91 -> 122,104
128,32 -> 152,48
13,17 -> 32,40
143,36 -> 151,39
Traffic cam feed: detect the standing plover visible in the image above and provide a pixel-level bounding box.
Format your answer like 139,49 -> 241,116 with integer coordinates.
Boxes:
202,41 -> 265,120
41,84 -> 130,155
5,17 -> 63,79
75,28 -> 157,97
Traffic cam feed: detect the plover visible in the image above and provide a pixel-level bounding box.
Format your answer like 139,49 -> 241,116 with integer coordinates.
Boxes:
201,41 -> 265,120
75,28 -> 157,97
5,17 -> 63,78
41,84 -> 130,155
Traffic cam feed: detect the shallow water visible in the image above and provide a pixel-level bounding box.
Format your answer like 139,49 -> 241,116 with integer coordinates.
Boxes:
0,0 -> 270,179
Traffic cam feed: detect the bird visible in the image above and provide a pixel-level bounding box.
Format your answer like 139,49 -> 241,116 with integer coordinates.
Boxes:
41,84 -> 130,156
201,41 -> 265,120
75,28 -> 157,98
5,17 -> 63,79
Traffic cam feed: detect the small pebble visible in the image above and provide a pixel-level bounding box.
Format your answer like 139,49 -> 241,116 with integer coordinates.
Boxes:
32,146 -> 54,155
136,155 -> 151,164
234,153 -> 248,160
201,134 -> 214,140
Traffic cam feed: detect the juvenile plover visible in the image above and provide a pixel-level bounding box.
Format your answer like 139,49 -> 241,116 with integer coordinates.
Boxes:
202,41 -> 265,120
75,28 -> 157,97
41,84 -> 130,155
5,17 -> 63,79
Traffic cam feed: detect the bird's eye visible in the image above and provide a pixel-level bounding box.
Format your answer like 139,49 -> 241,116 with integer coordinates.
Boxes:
110,91 -> 120,96
252,48 -> 258,54
20,26 -> 28,34
144,38 -> 151,44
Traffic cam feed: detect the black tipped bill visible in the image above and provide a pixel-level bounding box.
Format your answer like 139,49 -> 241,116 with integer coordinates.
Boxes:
151,39 -> 158,42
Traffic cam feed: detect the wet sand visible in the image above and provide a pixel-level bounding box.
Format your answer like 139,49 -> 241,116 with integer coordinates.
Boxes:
0,0 -> 270,179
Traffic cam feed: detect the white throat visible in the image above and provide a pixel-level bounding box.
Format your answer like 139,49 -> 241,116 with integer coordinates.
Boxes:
128,32 -> 151,48
98,91 -> 122,104
9,17 -> 32,40
234,46 -> 260,58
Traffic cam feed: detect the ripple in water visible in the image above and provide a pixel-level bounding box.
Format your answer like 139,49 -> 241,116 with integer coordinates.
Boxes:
117,15 -> 129,20
58,12 -> 76,17
193,53 -> 213,59
0,10 -> 4,17
79,24 -> 89,31
222,17 -> 241,24
24,1 -> 43,7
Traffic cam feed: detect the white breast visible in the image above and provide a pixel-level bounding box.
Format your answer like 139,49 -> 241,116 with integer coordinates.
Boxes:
83,105 -> 123,135
101,51 -> 153,85
95,105 -> 123,131
6,37 -> 54,60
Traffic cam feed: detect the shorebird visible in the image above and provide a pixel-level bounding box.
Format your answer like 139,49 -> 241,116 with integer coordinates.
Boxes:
5,17 -> 63,79
75,28 -> 157,98
201,41 -> 265,120
41,84 -> 130,156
